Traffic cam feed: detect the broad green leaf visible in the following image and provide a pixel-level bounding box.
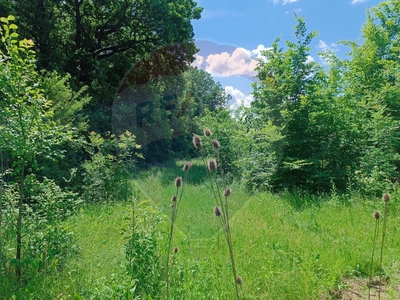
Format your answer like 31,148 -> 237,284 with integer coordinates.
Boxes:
7,15 -> 15,21
0,17 -> 8,24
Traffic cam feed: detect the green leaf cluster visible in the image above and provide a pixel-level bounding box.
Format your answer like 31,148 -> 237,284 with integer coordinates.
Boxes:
246,5 -> 400,195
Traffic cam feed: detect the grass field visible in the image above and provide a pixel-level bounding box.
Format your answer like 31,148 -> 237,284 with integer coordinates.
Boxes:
2,160 -> 400,299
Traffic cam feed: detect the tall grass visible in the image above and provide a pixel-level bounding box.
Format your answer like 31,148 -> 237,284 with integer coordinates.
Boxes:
2,163 -> 400,299
138,165 -> 400,299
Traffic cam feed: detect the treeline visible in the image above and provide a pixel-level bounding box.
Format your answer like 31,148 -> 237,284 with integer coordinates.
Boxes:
0,0 -> 399,198
240,3 -> 400,195
202,2 -> 400,196
1,0 -> 400,197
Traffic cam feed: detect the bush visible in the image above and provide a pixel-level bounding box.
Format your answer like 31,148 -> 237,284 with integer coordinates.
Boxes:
81,131 -> 141,203
125,199 -> 164,298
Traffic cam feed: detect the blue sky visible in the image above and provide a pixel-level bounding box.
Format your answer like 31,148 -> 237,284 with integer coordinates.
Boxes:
191,0 -> 383,110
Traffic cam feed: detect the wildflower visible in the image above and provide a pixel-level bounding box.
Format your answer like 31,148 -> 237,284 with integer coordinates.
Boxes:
192,134 -> 202,149
224,188 -> 231,197
374,210 -> 381,219
175,177 -> 182,187
235,276 -> 243,285
211,139 -> 220,149
171,195 -> 177,202
203,128 -> 212,137
208,159 -> 217,171
183,161 -> 192,172
214,206 -> 222,217
382,193 -> 390,203
173,247 -> 179,253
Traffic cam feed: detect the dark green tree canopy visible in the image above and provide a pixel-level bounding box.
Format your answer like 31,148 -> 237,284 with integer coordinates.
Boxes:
2,0 -> 202,103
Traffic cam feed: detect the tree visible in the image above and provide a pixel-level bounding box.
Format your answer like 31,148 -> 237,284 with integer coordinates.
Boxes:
338,0 -> 400,194
1,0 -> 203,136
0,16 -> 74,274
113,63 -> 231,163
183,67 -> 230,116
250,16 -> 336,192
3,0 -> 202,100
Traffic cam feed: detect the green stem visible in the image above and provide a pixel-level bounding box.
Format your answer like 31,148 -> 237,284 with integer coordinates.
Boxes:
378,202 -> 389,300
369,218 -> 380,300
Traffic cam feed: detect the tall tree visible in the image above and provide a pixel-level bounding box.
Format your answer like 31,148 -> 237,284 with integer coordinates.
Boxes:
3,0 -> 203,134
339,0 -> 400,194
250,16 -> 337,192
0,16 -> 74,273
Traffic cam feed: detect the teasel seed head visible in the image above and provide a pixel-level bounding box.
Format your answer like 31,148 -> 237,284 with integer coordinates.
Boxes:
214,206 -> 222,217
224,188 -> 231,197
236,276 -> 243,285
173,247 -> 179,253
382,193 -> 390,203
203,128 -> 212,137
374,210 -> 381,219
182,161 -> 192,172
208,159 -> 217,171
175,177 -> 182,187
192,134 -> 202,149
170,203 -> 175,208
171,195 -> 177,202
211,139 -> 220,149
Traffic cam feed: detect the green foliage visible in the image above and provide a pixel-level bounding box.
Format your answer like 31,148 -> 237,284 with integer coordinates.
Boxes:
0,15 -> 78,275
337,2 -> 400,195
40,71 -> 90,131
2,164 -> 400,299
183,67 -> 230,116
1,176 -> 79,281
81,131 -> 141,203
114,66 -> 231,164
197,109 -> 248,178
125,200 -> 163,298
249,15 -> 338,192
3,0 -> 204,135
247,8 -> 400,194
241,121 -> 283,191
136,165 -> 400,299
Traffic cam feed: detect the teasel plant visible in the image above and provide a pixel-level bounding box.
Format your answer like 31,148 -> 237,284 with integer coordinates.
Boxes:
193,128 -> 242,300
378,193 -> 390,300
368,210 -> 381,300
166,162 -> 191,300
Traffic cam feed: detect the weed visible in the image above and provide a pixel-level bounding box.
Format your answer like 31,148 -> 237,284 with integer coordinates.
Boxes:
166,161 -> 191,299
194,128 -> 242,299
369,210 -> 381,300
378,193 -> 390,299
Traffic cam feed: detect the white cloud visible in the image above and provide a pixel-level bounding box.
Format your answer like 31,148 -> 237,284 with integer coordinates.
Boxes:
351,0 -> 367,4
317,40 -> 338,52
317,40 -> 339,65
191,54 -> 205,68
250,44 -> 270,59
273,0 -> 298,5
197,44 -> 269,79
205,47 -> 258,78
225,86 -> 254,110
